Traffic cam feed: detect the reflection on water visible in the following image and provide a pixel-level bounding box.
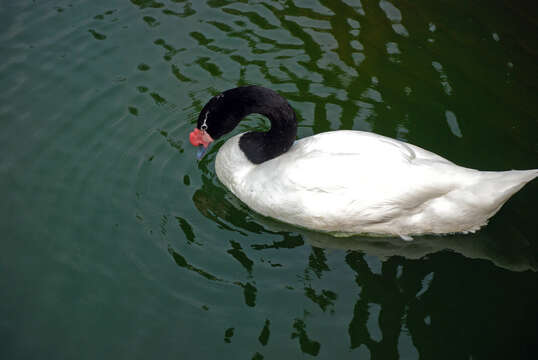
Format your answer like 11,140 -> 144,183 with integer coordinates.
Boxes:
1,0 -> 536,359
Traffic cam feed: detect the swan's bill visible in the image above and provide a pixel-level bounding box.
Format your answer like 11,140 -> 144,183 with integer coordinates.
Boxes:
196,144 -> 210,160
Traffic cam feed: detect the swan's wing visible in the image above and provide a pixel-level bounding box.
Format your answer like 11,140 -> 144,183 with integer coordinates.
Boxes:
275,130 -> 452,191
252,131 -> 460,222
278,149 -> 448,202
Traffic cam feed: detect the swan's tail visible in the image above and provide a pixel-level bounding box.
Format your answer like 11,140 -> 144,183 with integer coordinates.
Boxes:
477,169 -> 537,215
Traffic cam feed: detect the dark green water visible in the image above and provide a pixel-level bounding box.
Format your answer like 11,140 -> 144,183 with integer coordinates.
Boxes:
1,0 -> 537,359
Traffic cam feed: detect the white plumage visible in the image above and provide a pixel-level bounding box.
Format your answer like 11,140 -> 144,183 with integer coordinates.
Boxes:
215,130 -> 537,238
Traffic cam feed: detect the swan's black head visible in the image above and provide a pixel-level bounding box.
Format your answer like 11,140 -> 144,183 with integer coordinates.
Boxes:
194,93 -> 228,140
190,85 -> 297,163
189,89 -> 243,159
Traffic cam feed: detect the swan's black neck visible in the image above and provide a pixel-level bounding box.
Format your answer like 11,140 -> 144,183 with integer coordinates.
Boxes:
198,86 -> 297,164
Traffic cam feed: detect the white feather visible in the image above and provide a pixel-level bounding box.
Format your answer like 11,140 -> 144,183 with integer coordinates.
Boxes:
215,130 -> 537,237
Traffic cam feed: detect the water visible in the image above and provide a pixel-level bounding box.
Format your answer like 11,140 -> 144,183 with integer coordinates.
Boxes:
1,0 -> 537,359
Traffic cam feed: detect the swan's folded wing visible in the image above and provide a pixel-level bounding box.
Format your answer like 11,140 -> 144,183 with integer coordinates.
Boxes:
269,146 -> 462,225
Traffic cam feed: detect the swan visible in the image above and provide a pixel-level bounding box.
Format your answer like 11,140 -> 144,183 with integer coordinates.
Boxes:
189,86 -> 537,239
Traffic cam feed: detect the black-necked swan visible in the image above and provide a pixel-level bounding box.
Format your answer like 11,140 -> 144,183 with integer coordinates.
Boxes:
189,85 -> 537,239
